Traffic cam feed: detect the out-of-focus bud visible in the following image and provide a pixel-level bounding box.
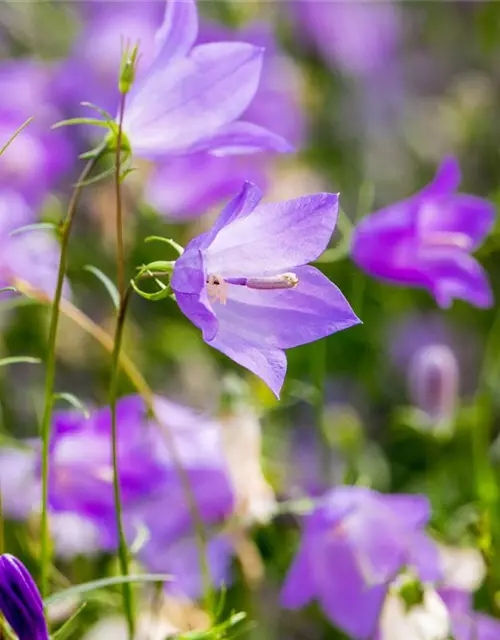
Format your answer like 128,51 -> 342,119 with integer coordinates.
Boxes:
119,43 -> 140,94
218,375 -> 276,525
408,343 -> 459,432
380,574 -> 451,640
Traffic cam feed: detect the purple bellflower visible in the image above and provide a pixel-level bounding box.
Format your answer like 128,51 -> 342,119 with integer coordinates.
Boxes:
351,157 -> 495,309
145,20 -> 304,219
121,0 -> 292,159
281,486 -> 439,640
0,554 -> 49,640
171,182 -> 360,397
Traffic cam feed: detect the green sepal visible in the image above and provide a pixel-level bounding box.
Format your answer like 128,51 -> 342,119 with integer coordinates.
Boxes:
145,235 -> 184,255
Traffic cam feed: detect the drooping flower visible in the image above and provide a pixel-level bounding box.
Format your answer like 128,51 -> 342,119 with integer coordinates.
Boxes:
0,554 -> 49,640
144,20 -> 304,219
351,157 -> 495,308
281,486 -> 439,639
120,0 -> 292,159
171,182 -> 360,397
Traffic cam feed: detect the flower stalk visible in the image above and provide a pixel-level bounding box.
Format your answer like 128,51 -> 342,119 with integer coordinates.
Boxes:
39,146 -> 105,604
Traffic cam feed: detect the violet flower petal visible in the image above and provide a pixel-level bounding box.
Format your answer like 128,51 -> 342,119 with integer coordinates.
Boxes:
209,265 -> 360,350
124,42 -> 264,157
205,193 -> 339,277
198,120 -> 294,156
153,0 -> 198,63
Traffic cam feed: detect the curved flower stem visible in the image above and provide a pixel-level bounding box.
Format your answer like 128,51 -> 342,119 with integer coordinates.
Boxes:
40,148 -> 105,603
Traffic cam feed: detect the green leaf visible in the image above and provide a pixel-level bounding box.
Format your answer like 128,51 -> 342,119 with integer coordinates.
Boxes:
52,117 -> 110,130
0,356 -> 41,367
9,222 -> 58,237
73,165 -> 116,188
44,574 -> 172,606
53,393 -> 90,419
83,265 -> 120,309
145,235 -> 184,255
51,603 -> 87,640
0,117 -> 34,157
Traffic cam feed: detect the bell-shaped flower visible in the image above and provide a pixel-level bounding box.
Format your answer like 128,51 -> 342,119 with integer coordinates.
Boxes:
171,182 -> 360,397
121,0 -> 291,159
280,486 -> 439,639
0,554 -> 49,640
351,157 -> 495,308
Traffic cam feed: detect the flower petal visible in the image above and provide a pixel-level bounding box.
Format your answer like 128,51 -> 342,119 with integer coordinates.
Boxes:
315,538 -> 387,639
125,42 -> 264,157
197,120 -> 294,156
381,494 -> 431,528
280,540 -> 316,609
422,249 -> 493,309
153,0 -> 198,63
209,325 -> 287,398
206,193 -> 339,277
211,266 -> 360,350
422,156 -> 461,197
419,194 -> 495,251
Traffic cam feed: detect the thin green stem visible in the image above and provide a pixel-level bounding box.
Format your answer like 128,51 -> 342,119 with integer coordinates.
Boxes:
115,93 -> 126,299
112,89 -> 135,639
109,289 -> 135,640
40,148 -> 104,603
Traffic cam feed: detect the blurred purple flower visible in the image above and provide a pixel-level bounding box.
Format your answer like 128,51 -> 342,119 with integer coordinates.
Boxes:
171,182 -> 360,397
0,554 -> 48,640
0,445 -> 40,520
0,61 -> 72,204
48,395 -> 170,548
351,157 -> 495,308
290,0 -> 401,79
48,394 -> 234,571
281,487 -> 438,639
440,589 -> 500,640
145,20 -> 304,219
0,191 -> 66,298
121,0 -> 292,159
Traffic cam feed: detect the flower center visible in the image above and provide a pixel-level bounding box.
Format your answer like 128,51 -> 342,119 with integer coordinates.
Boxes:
206,272 -> 299,305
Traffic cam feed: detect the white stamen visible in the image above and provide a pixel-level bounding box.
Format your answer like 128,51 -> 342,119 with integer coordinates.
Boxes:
246,272 -> 299,290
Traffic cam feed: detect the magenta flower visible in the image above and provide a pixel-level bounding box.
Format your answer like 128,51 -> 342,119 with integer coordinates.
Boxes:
351,157 -> 495,308
281,487 -> 439,640
122,0 -> 291,159
0,554 -> 48,640
171,182 -> 360,397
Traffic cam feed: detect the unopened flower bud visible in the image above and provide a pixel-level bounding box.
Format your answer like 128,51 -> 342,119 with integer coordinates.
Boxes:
119,44 -> 139,94
408,344 -> 459,429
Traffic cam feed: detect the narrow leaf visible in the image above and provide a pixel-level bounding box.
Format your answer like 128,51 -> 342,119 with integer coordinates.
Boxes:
145,236 -> 184,255
52,117 -> 109,130
44,574 -> 172,606
0,117 -> 34,157
51,602 -> 87,640
9,222 -> 58,237
53,393 -> 90,419
80,102 -> 114,122
83,265 -> 120,309
0,287 -> 17,294
73,165 -> 116,188
0,356 -> 41,367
